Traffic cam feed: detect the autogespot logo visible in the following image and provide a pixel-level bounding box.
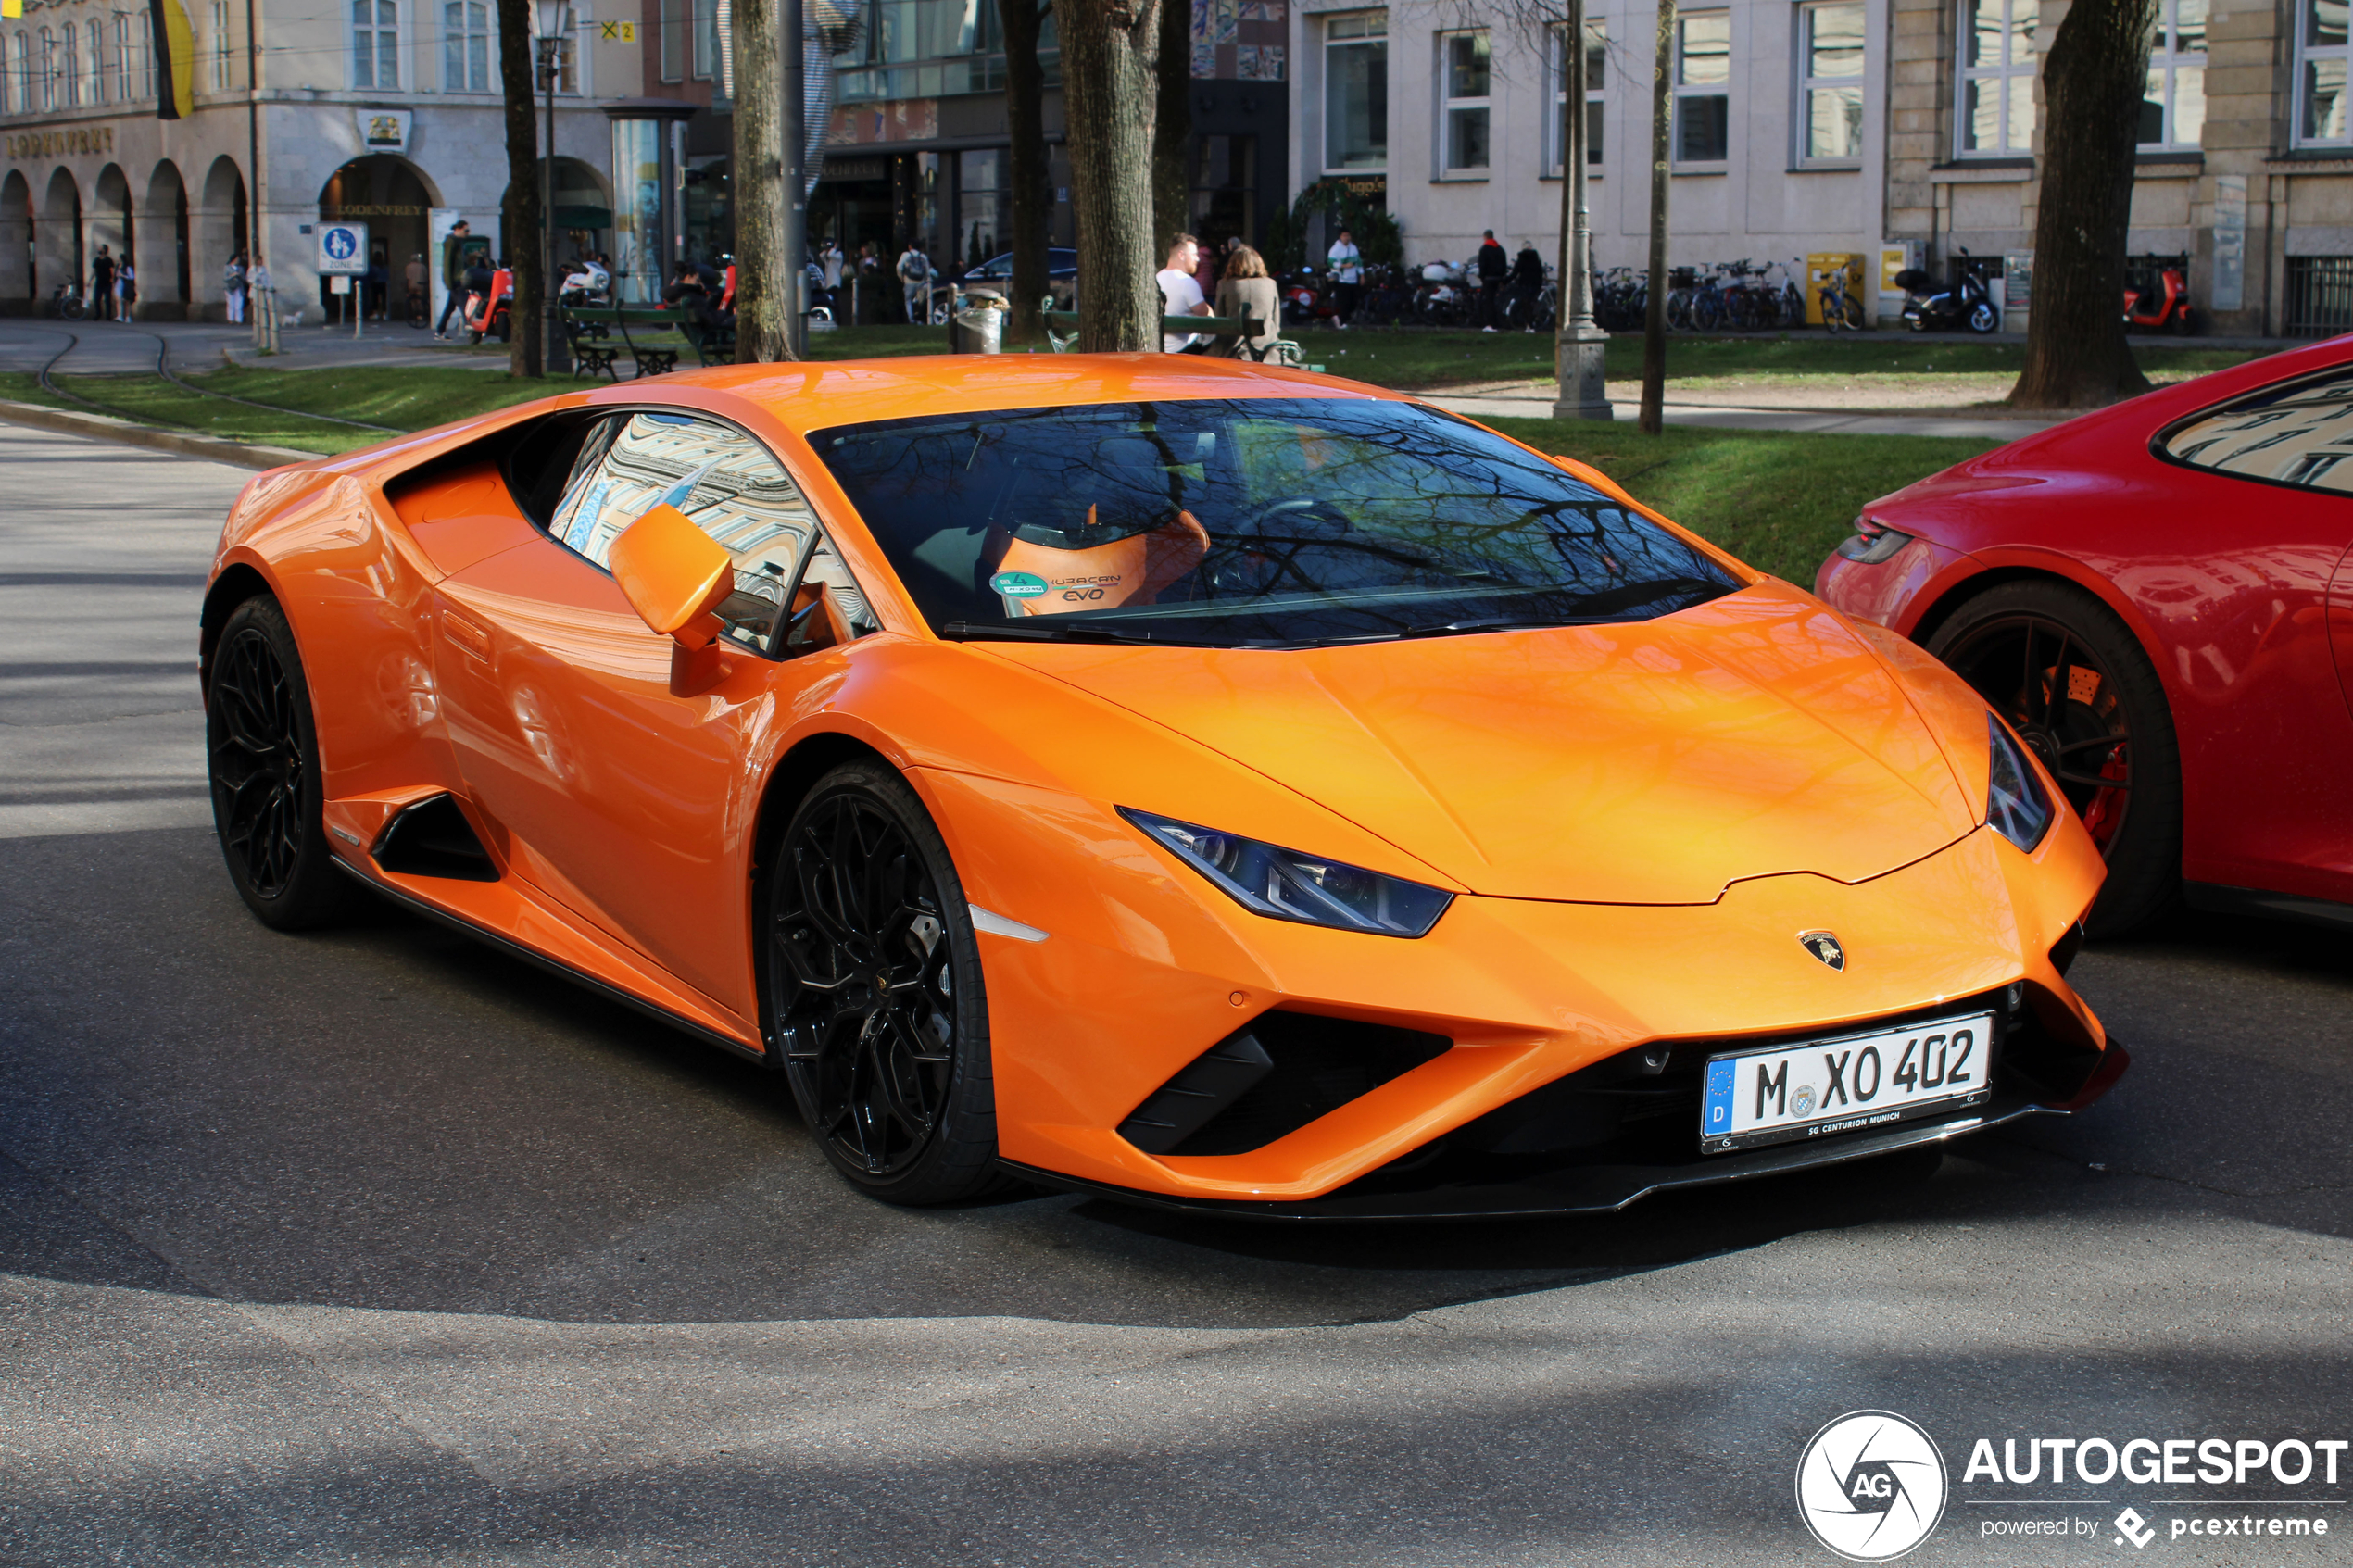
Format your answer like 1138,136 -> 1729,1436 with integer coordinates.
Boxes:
1796,1411 -> 1951,1561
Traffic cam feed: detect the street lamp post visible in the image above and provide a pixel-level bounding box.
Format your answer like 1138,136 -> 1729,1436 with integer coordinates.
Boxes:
1553,0 -> 1612,420
535,0 -> 573,373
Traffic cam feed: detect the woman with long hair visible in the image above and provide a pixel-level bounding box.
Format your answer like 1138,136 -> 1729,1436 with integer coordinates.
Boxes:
1212,244 -> 1281,359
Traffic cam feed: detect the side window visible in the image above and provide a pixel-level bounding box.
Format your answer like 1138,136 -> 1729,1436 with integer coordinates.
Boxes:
2160,370 -> 2353,492
547,411 -> 876,655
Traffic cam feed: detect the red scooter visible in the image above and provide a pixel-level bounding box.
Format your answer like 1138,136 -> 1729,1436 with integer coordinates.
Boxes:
463,269 -> 514,344
2124,258 -> 2195,334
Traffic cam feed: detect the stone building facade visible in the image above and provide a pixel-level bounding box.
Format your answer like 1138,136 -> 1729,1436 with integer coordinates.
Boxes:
1,0 -> 649,320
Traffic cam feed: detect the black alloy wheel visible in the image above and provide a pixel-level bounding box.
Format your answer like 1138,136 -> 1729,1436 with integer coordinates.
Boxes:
206,596 -> 355,929
1926,580 -> 2183,936
765,760 -> 1003,1204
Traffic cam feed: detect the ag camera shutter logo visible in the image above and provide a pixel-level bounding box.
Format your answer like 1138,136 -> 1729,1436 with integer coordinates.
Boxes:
1795,1410 -> 1949,1561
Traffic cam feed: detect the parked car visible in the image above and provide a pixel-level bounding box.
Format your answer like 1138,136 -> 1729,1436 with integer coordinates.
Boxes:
961,248 -> 1078,288
1817,337 -> 2353,936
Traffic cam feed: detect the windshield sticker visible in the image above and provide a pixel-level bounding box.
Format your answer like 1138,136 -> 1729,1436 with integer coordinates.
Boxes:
990,571 -> 1049,598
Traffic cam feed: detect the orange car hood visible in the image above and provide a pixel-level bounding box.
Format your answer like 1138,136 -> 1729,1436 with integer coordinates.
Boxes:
985,583 -> 1980,903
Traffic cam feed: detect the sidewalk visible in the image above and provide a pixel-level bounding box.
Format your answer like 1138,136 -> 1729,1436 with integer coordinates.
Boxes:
0,316 -> 513,376
1426,383 -> 2070,440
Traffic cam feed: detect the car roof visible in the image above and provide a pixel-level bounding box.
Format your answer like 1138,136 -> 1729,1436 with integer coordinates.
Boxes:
589,353 -> 1393,437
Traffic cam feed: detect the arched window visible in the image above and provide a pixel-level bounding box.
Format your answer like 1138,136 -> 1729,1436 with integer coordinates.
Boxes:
136,12 -> 153,97
88,19 -> 105,103
38,26 -> 53,112
58,21 -> 77,107
0,32 -> 12,115
352,0 -> 398,87
114,13 -> 132,100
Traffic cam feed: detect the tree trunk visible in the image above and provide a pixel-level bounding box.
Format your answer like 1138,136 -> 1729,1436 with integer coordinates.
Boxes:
1640,0 -> 1672,433
497,0 -> 543,377
1153,0 -> 1192,257
999,0 -> 1051,345
2008,0 -> 2157,408
1062,0 -> 1162,352
734,0 -> 792,361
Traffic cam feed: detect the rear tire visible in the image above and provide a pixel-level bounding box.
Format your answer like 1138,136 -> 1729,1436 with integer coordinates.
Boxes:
206,596 -> 358,931
765,760 -> 1005,1205
1925,580 -> 2183,936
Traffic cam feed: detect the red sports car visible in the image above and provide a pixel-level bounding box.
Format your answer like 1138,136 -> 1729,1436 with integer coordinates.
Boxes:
1818,338 -> 2353,935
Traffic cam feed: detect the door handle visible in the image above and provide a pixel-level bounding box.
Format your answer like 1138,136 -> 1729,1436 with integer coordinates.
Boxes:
442,608 -> 492,663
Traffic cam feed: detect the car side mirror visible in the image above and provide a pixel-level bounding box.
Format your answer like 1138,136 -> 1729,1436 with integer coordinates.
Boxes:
610,503 -> 732,645
608,503 -> 736,692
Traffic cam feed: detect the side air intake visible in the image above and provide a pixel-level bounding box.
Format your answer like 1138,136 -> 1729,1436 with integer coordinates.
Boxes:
371,794 -> 499,881
1119,1012 -> 1453,1158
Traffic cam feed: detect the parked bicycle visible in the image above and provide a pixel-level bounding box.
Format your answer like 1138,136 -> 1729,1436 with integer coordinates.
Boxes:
40,282 -> 87,320
1818,263 -> 1865,332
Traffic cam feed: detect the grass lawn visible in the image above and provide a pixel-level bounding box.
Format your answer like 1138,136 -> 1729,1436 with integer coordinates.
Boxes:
1484,417 -> 1997,584
0,366 -> 560,455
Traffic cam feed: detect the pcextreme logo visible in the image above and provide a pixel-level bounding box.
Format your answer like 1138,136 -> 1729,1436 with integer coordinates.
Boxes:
1796,1410 -> 1951,1561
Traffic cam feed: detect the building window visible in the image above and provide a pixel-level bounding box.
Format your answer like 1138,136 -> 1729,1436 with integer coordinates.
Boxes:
38,26 -> 53,110
2140,0 -> 2205,146
444,0 -> 490,89
1674,11 -> 1729,164
87,18 -> 105,102
659,0 -> 681,82
692,0 -> 716,78
1796,2 -> 1863,162
1549,20 -> 1606,173
2302,0 -> 2352,142
1959,0 -> 2036,155
0,33 -> 11,114
1438,30 -> 1491,174
60,20 -> 78,107
352,0 -> 397,86
113,13 -> 132,98
1323,10 -> 1387,171
209,3 -> 229,90
136,13 -> 154,97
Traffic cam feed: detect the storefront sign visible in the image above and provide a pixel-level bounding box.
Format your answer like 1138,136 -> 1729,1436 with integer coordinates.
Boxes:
4,125 -> 116,159
2003,251 -> 2033,311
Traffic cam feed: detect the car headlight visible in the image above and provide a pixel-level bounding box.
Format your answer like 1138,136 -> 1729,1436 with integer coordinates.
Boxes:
1833,519 -> 1916,564
1118,808 -> 1453,937
1986,713 -> 2055,852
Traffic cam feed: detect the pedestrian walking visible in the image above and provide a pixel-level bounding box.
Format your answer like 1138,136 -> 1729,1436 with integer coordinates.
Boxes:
434,220 -> 472,339
224,253 -> 247,324
90,245 -> 116,322
1326,229 -> 1362,328
115,258 -> 135,321
820,239 -> 844,292
1157,232 -> 1214,353
1476,230 -> 1508,331
896,241 -> 933,325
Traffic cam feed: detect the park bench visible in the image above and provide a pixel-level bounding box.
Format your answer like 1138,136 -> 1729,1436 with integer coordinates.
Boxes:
561,307 -> 698,380
1041,300 -> 1315,369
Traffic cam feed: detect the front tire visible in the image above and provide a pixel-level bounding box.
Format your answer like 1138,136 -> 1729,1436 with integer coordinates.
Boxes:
1925,581 -> 2183,935
765,760 -> 1003,1205
1968,301 -> 1999,333
206,596 -> 355,930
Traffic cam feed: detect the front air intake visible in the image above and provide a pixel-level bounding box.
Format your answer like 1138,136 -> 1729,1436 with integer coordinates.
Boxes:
1122,1012 -> 1453,1158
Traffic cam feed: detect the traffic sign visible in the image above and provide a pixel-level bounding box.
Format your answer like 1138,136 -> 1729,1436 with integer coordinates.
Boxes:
317,221 -> 370,275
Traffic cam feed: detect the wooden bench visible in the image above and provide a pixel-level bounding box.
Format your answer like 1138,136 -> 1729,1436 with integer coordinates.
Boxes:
562,307 -> 696,379
1040,301 -> 1314,369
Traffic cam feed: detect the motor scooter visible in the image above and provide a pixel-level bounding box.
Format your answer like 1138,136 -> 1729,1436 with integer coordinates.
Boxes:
462,269 -> 513,344
1280,269 -> 1340,329
1896,248 -> 2001,333
2124,257 -> 2196,334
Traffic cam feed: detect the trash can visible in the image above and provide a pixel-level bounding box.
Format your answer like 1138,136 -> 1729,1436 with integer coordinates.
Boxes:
950,288 -> 1007,353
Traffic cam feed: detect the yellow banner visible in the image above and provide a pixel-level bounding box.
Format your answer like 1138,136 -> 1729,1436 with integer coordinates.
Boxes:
152,0 -> 195,119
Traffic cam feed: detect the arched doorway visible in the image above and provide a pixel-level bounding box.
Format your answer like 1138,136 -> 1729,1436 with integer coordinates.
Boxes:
0,169 -> 31,308
91,163 -> 131,318
318,154 -> 437,320
37,168 -> 82,307
198,156 -> 247,320
498,157 -> 614,276
141,161 -> 192,318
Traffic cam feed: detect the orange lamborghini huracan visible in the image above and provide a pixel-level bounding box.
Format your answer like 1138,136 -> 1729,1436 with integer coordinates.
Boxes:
200,356 -> 2126,1218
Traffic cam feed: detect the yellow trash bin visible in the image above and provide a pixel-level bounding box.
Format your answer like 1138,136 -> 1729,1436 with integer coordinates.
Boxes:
1806,254 -> 1867,326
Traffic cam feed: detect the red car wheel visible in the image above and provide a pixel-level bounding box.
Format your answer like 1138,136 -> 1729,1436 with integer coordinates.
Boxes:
1927,581 -> 2184,935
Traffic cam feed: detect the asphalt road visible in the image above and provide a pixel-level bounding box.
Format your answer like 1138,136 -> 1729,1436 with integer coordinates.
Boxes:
3,420 -> 2350,1567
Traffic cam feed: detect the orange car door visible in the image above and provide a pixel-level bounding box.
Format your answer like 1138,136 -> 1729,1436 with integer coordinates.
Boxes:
431,410 -> 857,1019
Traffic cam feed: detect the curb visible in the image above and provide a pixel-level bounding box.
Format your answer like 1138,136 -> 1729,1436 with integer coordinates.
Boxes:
0,398 -> 326,470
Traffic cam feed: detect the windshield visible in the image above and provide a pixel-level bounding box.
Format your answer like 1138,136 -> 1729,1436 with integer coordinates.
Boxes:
810,398 -> 1740,647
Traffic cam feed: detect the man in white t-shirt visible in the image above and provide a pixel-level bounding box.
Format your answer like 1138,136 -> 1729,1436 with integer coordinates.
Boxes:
1158,232 -> 1213,352
1327,229 -> 1363,328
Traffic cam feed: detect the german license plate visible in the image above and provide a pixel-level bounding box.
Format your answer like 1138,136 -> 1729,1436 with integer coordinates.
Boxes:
1700,1010 -> 1996,1153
